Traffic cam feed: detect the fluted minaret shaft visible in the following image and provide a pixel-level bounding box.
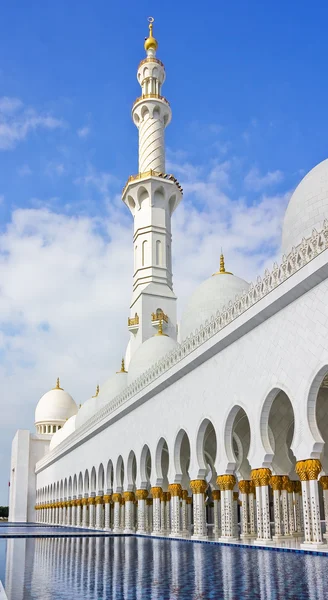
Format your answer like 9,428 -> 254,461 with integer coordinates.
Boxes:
132,18 -> 171,174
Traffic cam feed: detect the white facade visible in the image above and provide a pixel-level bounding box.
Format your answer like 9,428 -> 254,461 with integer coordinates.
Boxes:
8,19 -> 328,549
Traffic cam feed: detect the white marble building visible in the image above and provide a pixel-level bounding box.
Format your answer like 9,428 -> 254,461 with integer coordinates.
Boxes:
8,19 -> 328,550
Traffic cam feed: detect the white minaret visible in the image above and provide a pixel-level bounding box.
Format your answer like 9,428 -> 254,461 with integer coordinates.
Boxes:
122,18 -> 183,365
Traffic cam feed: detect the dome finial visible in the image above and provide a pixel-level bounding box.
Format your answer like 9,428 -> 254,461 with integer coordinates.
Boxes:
53,377 -> 63,390
117,358 -> 127,373
92,384 -> 99,398
156,319 -> 168,336
212,250 -> 233,276
144,16 -> 158,53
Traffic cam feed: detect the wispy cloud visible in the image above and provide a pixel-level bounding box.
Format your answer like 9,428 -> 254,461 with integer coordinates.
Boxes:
77,126 -> 91,138
0,97 -> 65,150
45,162 -> 66,177
244,167 -> 284,191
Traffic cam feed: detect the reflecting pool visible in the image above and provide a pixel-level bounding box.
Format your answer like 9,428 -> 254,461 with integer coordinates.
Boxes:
1,535 -> 328,599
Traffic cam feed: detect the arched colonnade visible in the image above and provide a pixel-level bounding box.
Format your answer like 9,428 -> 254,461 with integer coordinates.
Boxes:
35,368 -> 328,548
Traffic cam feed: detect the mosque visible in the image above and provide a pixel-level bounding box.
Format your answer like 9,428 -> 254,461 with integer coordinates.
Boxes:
8,19 -> 328,550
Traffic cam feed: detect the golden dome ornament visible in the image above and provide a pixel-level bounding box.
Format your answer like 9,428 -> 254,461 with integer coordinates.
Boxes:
144,16 -> 158,52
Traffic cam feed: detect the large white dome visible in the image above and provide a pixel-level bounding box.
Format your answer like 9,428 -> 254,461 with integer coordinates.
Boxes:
128,333 -> 177,384
97,365 -> 128,411
179,258 -> 249,342
282,158 -> 328,255
49,415 -> 76,452
75,387 -> 99,430
35,380 -> 77,426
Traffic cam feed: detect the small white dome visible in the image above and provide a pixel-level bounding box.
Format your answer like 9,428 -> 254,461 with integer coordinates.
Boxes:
128,333 -> 177,384
97,367 -> 128,410
49,415 -> 76,451
282,158 -> 328,255
35,380 -> 77,426
179,257 -> 249,341
75,386 -> 99,430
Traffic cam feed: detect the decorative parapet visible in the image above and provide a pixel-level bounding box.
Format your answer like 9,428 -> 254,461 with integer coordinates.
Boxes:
128,313 -> 139,327
151,310 -> 168,323
133,93 -> 170,108
38,222 -> 328,468
122,170 -> 183,196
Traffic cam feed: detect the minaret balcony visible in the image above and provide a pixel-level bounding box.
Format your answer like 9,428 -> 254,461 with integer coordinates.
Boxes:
132,93 -> 170,109
128,313 -> 140,334
122,170 -> 183,198
151,310 -> 168,330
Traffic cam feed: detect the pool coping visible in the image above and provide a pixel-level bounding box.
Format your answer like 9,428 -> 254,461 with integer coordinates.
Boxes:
1,526 -> 328,557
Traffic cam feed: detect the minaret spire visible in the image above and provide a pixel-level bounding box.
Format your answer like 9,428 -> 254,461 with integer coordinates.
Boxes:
122,19 -> 183,365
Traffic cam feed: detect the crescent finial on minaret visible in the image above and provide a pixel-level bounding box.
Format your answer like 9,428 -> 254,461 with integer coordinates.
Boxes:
144,16 -> 158,53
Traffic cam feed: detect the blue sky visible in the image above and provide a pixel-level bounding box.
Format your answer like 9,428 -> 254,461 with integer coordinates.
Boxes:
0,1 -> 327,503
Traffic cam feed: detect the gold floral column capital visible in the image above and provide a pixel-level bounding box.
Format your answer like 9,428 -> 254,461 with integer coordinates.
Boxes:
186,496 -> 192,504
181,489 -> 189,501
216,474 -> 236,491
81,498 -> 88,506
281,475 -> 290,491
251,468 -> 271,487
238,480 -> 250,494
95,495 -> 104,505
123,491 -> 135,502
112,493 -> 122,503
212,489 -> 221,501
150,486 -> 162,499
306,459 -> 322,480
190,479 -> 207,494
88,497 -> 96,505
320,476 -> 328,490
233,492 -> 239,501
103,494 -> 112,504
295,460 -> 308,481
270,475 -> 283,491
136,489 -> 149,501
146,498 -> 153,506
168,483 -> 182,497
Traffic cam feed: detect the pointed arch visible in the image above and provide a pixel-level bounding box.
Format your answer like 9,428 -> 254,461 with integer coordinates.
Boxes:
97,463 -> 104,493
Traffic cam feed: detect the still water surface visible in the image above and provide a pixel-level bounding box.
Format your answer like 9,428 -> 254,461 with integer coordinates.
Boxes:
1,535 -> 328,599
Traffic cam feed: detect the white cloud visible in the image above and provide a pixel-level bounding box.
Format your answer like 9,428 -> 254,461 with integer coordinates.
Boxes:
77,126 -> 90,138
244,167 -> 284,191
45,162 -> 66,177
0,195 -> 4,205
0,97 -> 65,150
0,155 -> 292,503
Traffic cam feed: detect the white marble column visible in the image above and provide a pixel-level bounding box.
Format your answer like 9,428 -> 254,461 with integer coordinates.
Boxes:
147,498 -> 153,533
217,475 -> 238,541
136,489 -> 148,534
238,481 -> 250,538
166,493 -> 171,534
95,496 -> 104,529
294,482 -> 303,536
82,497 -> 89,528
76,498 -> 82,528
71,498 -> 77,527
112,493 -> 122,533
181,490 -> 189,536
169,484 -> 183,538
270,476 -> 283,539
67,499 -> 72,527
248,484 -> 256,536
59,500 -> 64,526
296,459 -> 324,549
212,490 -> 221,538
319,477 -> 328,540
151,487 -> 162,536
124,492 -> 135,533
190,480 -> 208,540
251,468 -> 272,544
88,497 -> 96,529
160,494 -> 166,534
288,484 -> 296,536
103,495 -> 111,530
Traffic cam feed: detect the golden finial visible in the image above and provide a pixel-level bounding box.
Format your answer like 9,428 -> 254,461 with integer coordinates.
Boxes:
156,319 -> 168,336
53,377 -> 63,390
92,384 -> 99,398
212,251 -> 233,276
117,358 -> 127,373
144,16 -> 158,52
